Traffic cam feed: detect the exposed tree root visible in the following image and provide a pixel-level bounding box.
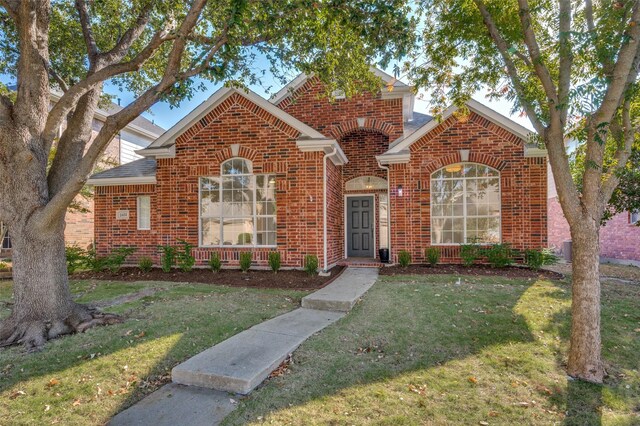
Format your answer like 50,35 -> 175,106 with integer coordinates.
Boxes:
0,304 -> 123,351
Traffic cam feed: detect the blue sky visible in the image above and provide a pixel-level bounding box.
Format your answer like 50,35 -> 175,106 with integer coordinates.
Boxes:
2,62 -> 534,133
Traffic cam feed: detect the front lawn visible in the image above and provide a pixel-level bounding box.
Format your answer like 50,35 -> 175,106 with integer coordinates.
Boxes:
225,274 -> 640,425
0,279 -> 308,425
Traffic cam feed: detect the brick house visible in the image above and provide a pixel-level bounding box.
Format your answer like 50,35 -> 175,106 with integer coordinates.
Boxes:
548,166 -> 640,265
0,96 -> 164,255
89,70 -> 548,269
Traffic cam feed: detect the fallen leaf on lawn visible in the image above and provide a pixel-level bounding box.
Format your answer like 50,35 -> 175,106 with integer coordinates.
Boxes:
44,405 -> 50,412
124,330 -> 133,336
9,390 -> 26,399
408,384 -> 427,395
479,422 -> 489,426
468,376 -> 478,384
135,331 -> 145,338
488,411 -> 499,417
72,399 -> 82,407
517,402 -> 530,408
47,378 -> 60,387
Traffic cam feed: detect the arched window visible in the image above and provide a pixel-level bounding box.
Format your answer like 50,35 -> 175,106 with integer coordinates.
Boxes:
200,158 -> 276,246
430,163 -> 501,244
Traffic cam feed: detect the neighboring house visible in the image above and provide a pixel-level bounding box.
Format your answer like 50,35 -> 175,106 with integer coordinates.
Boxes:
548,165 -> 640,265
89,69 -> 548,269
0,95 -> 165,254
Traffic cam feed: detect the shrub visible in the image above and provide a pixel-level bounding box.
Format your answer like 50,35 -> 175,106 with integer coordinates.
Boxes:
239,252 -> 252,272
398,250 -> 411,267
268,251 -> 281,273
176,239 -> 196,272
425,247 -> 440,266
138,256 -> 153,273
104,247 -> 136,273
0,261 -> 9,272
304,254 -> 318,276
65,245 -> 87,274
85,247 -> 106,272
484,243 -> 514,268
460,243 -> 479,267
209,252 -> 222,272
525,248 -> 559,270
158,244 -> 176,273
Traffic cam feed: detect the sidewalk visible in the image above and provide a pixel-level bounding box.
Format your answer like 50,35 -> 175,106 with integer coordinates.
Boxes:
109,267 -> 379,426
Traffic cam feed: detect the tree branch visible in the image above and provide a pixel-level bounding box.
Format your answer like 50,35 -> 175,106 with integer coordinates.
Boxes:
557,0 -> 573,126
473,0 -> 546,134
517,0 -> 560,107
74,0 -> 99,62
101,3 -> 154,64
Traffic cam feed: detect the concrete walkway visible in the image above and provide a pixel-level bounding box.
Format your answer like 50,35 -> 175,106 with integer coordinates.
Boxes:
109,267 -> 378,425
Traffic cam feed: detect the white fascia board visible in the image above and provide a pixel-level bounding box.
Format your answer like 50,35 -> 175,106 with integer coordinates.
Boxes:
296,139 -> 348,165
144,87 -> 328,153
388,99 -> 533,155
269,72 -> 310,104
86,176 -> 157,186
375,152 -> 411,165
136,145 -> 176,159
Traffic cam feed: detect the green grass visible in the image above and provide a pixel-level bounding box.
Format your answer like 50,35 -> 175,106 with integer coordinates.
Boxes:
0,279 -> 308,425
225,275 -> 640,426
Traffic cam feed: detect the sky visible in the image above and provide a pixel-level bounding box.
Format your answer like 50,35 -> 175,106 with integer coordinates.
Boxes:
1,60 -> 534,133
102,64 -> 535,133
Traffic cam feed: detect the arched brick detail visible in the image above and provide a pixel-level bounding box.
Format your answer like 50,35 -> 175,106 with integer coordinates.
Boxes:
329,118 -> 397,140
175,93 -> 301,147
423,152 -> 507,175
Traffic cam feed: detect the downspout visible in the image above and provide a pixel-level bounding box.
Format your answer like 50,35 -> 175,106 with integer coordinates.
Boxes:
377,160 -> 391,262
323,147 -> 338,272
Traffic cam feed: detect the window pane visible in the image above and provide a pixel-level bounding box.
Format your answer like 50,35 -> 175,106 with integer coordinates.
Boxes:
222,219 -> 254,245
137,196 -> 150,230
222,158 -> 251,175
201,218 -> 221,246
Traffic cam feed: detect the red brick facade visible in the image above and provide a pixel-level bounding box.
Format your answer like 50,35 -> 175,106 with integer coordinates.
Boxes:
94,79 -> 548,268
547,196 -> 640,263
389,113 -> 547,263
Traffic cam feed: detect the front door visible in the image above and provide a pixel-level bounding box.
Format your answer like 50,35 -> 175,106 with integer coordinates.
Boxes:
347,196 -> 374,257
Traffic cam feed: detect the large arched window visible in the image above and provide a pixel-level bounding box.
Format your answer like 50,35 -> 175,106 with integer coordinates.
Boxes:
199,158 -> 276,247
430,163 -> 500,244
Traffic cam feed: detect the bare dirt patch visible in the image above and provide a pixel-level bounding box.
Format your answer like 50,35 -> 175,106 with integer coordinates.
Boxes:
380,264 -> 563,280
73,266 -> 345,290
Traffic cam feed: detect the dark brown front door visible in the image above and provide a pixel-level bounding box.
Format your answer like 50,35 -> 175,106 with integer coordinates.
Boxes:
347,196 -> 374,257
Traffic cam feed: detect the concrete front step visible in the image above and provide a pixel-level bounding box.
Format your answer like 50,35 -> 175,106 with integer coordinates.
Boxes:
109,384 -> 236,426
301,267 -> 379,312
172,308 -> 344,394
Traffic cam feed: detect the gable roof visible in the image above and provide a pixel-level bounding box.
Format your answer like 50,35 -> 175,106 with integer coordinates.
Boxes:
377,99 -> 544,164
269,67 -> 413,105
138,86 -> 333,157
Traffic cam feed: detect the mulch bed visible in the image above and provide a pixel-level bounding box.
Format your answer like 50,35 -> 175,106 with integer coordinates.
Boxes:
379,264 -> 564,280
72,265 -> 346,290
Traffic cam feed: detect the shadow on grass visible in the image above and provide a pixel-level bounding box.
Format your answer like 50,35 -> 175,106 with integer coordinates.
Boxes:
0,280 -> 306,424
221,274 -> 544,424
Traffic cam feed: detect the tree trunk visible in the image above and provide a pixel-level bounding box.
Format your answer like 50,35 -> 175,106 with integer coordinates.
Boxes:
0,214 -> 121,350
567,218 -> 605,383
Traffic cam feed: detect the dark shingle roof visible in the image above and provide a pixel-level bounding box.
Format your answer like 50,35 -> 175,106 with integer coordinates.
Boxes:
404,112 -> 433,137
89,157 -> 156,180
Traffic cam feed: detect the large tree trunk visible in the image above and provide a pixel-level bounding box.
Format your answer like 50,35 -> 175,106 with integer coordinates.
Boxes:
0,214 -> 121,350
567,219 -> 605,383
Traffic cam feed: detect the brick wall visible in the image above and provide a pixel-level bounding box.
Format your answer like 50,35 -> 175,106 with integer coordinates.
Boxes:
95,93 -> 327,268
64,131 -> 121,248
278,78 -> 404,142
389,112 -> 548,263
548,196 -> 640,262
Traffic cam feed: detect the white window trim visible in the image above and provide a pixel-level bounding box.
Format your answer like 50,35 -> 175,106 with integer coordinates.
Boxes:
199,158 -> 277,248
631,211 -> 639,225
137,195 -> 151,230
430,163 -> 502,245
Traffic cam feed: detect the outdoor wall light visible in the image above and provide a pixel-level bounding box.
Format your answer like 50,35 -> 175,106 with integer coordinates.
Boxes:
397,185 -> 403,197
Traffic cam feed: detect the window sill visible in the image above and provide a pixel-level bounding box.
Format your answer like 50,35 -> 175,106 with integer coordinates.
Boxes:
198,245 -> 278,249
